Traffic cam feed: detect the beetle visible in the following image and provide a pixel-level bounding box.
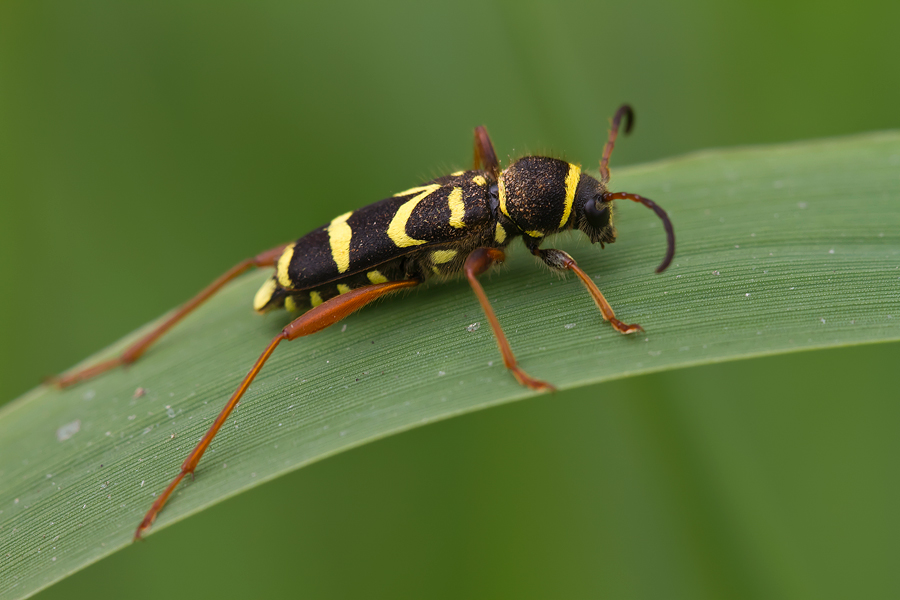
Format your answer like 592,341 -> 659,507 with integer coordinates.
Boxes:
51,104 -> 675,539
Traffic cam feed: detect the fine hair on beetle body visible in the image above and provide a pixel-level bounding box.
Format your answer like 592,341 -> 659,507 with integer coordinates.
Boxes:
49,104 -> 675,539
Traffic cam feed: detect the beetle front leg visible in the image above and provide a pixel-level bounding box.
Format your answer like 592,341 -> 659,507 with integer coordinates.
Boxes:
533,247 -> 643,334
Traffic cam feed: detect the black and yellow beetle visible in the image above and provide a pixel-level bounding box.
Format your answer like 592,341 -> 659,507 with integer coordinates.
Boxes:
52,104 -> 675,538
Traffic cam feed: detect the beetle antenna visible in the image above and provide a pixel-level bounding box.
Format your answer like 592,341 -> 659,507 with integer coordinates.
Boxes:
603,191 -> 675,273
599,104 -> 634,185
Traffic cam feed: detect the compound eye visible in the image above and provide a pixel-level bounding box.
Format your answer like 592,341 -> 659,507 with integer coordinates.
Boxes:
584,197 -> 611,229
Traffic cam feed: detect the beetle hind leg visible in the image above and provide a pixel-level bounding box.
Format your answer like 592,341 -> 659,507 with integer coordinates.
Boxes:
50,243 -> 291,388
134,278 -> 420,539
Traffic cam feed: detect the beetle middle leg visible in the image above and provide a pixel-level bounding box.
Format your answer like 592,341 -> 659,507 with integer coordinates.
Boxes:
533,248 -> 643,334
464,248 -> 554,392
472,126 -> 500,177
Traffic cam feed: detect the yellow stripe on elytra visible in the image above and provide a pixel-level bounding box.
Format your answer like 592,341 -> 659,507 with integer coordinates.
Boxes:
447,188 -> 465,229
310,291 -> 323,307
276,243 -> 295,287
284,296 -> 299,312
387,184 -> 440,247
327,211 -> 353,273
431,250 -> 457,264
472,175 -> 487,187
337,284 -> 351,294
525,230 -> 544,238
498,175 -> 510,218
450,170 -> 466,176
253,278 -> 279,312
494,222 -> 507,244
559,163 -> 582,228
393,184 -> 435,197
367,270 -> 388,284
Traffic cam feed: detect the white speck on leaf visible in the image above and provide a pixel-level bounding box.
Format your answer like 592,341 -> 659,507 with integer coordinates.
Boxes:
564,323 -> 576,330
466,323 -> 480,332
56,420 -> 81,442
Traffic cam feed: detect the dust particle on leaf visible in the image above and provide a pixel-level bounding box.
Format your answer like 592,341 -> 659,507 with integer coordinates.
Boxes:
56,420 -> 81,442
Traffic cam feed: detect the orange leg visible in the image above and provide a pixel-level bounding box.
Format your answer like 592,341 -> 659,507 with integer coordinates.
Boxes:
464,248 -> 554,392
473,125 -> 500,177
535,248 -> 642,334
134,278 -> 419,540
51,244 -> 289,388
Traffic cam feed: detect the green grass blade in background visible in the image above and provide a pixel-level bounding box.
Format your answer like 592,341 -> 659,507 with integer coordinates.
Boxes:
1,131 -> 899,599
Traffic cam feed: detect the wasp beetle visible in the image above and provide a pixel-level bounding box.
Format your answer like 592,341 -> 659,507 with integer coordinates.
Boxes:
52,104 -> 675,538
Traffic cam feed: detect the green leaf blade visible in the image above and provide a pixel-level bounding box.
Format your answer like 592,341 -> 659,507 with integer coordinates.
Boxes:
2,131 -> 899,599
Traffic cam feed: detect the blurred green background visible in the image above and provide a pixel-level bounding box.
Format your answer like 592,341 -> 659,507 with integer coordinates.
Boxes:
1,0 -> 898,598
